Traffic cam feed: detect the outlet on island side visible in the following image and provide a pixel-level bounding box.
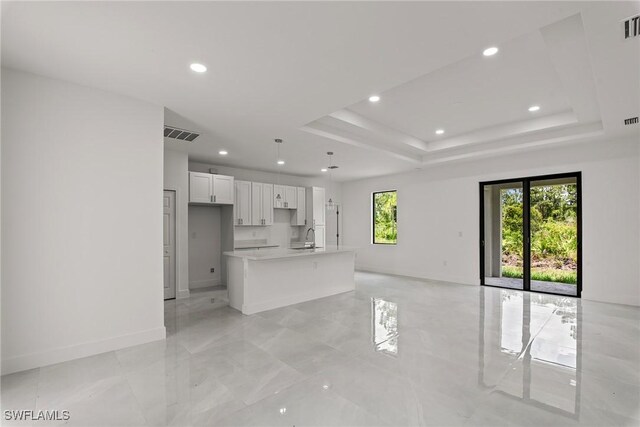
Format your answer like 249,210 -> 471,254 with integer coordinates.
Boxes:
210,267 -> 215,273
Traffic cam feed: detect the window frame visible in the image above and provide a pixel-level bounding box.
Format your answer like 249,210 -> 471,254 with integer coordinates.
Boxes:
372,190 -> 398,245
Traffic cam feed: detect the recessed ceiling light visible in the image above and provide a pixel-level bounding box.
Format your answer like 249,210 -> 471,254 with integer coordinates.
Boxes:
277,160 -> 285,165
528,105 -> 540,112
219,150 -> 228,155
368,95 -> 380,103
321,168 -> 327,172
435,129 -> 445,135
190,63 -> 207,73
483,47 -> 499,56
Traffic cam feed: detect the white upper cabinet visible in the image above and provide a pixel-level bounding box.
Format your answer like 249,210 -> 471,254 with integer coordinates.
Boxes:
189,172 -> 213,203
189,172 -> 234,205
291,187 -> 306,226
212,174 -> 234,204
251,182 -> 263,225
273,184 -> 297,209
284,186 -> 297,209
262,183 -> 274,225
234,180 -> 251,225
310,186 -> 325,226
251,182 -> 274,226
273,184 -> 285,209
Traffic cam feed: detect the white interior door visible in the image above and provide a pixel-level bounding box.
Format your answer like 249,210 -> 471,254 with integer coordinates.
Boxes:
163,190 -> 176,300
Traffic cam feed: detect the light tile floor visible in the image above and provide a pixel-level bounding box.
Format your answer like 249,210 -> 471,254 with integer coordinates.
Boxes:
484,276 -> 578,296
2,272 -> 639,426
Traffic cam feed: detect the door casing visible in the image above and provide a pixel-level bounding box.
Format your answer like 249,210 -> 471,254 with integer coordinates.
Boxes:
163,190 -> 177,300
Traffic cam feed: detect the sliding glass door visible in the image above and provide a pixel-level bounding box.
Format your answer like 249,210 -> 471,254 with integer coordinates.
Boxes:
479,172 -> 581,297
481,181 -> 524,290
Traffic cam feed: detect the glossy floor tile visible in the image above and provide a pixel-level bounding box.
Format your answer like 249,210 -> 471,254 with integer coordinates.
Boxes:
2,274 -> 639,426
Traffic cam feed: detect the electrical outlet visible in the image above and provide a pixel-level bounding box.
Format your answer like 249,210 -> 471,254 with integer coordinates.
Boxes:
210,267 -> 215,273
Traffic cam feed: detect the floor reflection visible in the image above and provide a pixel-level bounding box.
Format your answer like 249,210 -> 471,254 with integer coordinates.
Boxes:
479,288 -> 581,418
371,298 -> 398,356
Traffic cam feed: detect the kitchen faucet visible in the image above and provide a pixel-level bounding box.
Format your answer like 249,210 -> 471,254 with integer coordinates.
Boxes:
305,227 -> 316,248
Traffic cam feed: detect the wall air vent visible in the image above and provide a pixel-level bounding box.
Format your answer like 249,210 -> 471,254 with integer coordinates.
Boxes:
624,116 -> 638,125
623,14 -> 639,39
163,125 -> 200,142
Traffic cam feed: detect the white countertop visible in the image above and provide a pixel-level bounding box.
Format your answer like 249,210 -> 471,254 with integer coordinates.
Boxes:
234,244 -> 280,250
223,246 -> 357,261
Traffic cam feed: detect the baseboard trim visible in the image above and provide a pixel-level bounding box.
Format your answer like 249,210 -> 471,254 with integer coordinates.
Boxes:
189,279 -> 221,290
582,292 -> 640,307
355,265 -> 478,287
1,326 -> 166,375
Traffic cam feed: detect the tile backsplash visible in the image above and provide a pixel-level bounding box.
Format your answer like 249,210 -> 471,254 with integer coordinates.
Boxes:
234,209 -> 305,248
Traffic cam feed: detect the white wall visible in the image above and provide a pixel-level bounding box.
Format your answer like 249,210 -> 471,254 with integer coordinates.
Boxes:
188,205 -> 222,289
163,148 -> 190,298
1,69 -> 166,374
342,138 -> 640,307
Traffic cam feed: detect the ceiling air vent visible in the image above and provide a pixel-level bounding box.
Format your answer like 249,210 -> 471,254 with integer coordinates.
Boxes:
624,116 -> 638,125
164,125 -> 200,142
623,14 -> 639,39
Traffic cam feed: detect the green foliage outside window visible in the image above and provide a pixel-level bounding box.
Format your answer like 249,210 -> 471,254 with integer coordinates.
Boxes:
373,191 -> 397,244
501,184 -> 578,284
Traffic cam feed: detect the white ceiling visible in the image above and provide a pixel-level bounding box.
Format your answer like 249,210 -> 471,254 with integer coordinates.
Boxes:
347,30 -> 573,142
2,1 -> 638,181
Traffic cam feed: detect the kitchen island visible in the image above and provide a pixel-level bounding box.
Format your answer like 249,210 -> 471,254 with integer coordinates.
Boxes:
223,247 -> 357,315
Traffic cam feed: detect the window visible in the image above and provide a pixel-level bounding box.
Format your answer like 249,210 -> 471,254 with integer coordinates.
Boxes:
372,190 -> 397,245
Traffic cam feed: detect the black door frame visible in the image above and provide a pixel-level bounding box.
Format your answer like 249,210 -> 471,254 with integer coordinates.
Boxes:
479,171 -> 582,298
